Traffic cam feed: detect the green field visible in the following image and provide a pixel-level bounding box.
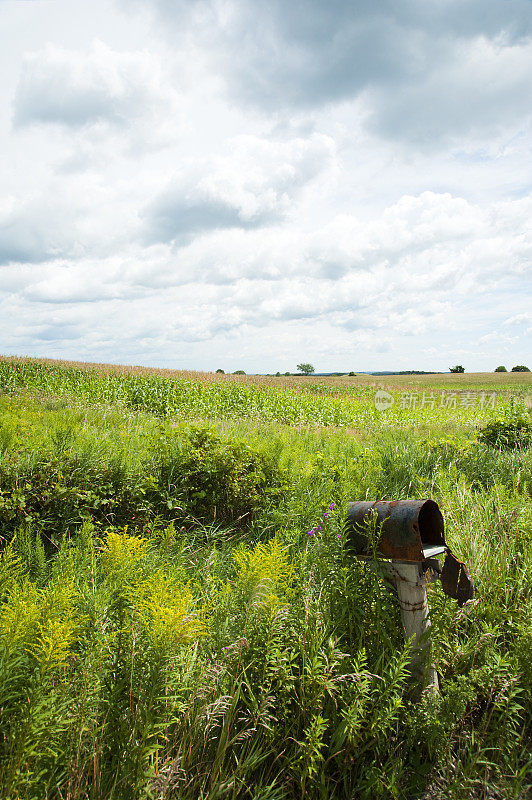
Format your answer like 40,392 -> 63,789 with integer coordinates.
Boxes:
0,359 -> 530,799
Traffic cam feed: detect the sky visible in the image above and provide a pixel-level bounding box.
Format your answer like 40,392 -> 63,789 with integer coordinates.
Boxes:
0,0 -> 531,374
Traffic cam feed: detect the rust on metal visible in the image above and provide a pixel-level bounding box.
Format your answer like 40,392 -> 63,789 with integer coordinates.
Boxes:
441,552 -> 474,606
346,499 -> 445,562
345,498 -> 474,604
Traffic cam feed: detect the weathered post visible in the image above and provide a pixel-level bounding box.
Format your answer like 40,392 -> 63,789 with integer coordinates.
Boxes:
345,500 -> 473,691
383,560 -> 439,690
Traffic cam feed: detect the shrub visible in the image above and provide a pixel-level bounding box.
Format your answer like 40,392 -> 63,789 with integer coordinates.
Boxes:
0,412 -> 287,540
152,425 -> 286,525
495,366 -> 507,372
0,453 -> 149,542
478,403 -> 532,450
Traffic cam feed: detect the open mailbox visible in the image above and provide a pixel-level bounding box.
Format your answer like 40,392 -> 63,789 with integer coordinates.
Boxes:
346,499 -> 474,606
346,499 -> 445,561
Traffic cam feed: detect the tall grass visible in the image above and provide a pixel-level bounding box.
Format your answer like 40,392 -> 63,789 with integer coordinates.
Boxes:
0,506 -> 529,799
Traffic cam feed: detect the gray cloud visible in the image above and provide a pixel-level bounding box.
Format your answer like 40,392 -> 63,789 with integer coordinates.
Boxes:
368,37 -> 532,144
0,176 -> 144,266
0,208 -> 70,265
139,0 -> 532,143
0,227 -> 52,265
36,323 -> 82,342
13,41 -> 175,129
143,133 -> 335,243
144,195 -> 273,245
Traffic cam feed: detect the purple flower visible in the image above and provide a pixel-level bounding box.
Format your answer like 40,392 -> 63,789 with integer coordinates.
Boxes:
317,525 -> 322,531
336,534 -> 341,539
307,529 -> 315,537
329,503 -> 335,510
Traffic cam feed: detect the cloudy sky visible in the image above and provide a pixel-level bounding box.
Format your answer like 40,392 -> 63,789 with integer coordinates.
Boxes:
1,0 -> 531,373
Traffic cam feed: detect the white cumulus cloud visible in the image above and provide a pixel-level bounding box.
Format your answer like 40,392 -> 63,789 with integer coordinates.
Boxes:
13,40 -> 178,130
143,133 -> 336,242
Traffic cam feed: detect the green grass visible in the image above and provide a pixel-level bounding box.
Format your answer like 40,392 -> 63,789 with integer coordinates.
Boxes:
0,359 -> 530,799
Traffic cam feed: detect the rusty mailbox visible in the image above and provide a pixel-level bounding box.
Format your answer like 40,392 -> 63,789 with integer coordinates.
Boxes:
346,499 -> 473,606
345,499 -> 474,690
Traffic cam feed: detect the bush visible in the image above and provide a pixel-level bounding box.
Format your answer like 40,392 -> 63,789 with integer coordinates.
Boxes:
495,366 -> 507,372
0,452 -> 149,543
478,403 -> 532,450
152,425 -> 286,525
0,414 -> 288,540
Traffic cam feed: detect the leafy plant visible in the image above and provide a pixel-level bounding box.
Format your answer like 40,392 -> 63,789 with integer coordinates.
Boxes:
152,424 -> 285,525
478,402 -> 532,450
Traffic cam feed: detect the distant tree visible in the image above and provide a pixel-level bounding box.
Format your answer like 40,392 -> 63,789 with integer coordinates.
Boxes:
284,372 -> 290,376
275,371 -> 281,377
297,363 -> 315,375
495,366 -> 507,372
216,368 -> 225,374
348,371 -> 355,376
449,365 -> 465,373
511,365 -> 530,372
233,370 -> 246,375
